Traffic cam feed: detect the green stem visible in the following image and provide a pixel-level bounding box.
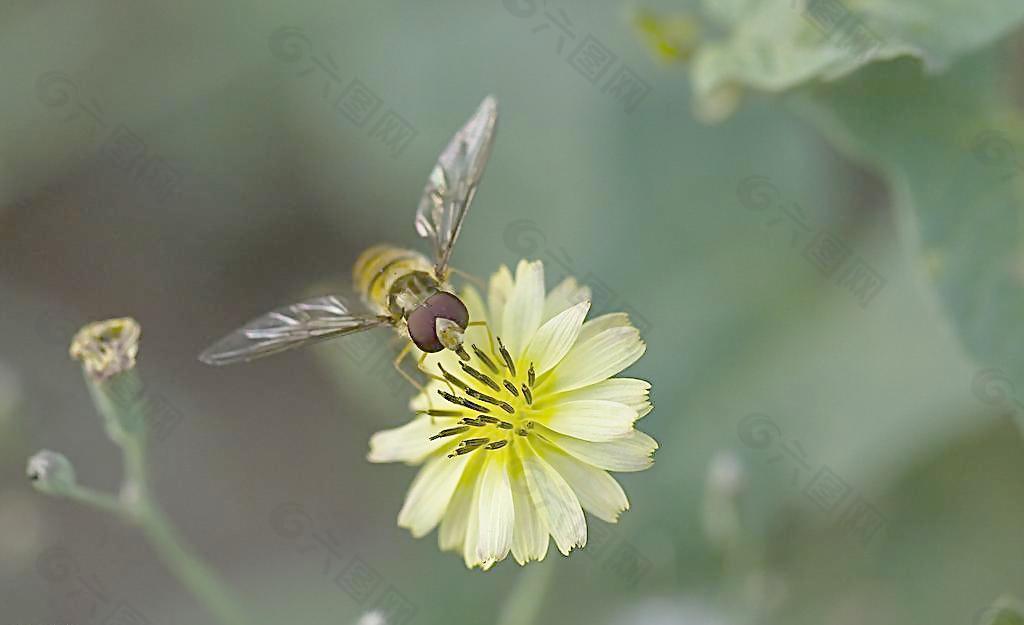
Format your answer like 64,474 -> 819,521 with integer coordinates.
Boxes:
495,559 -> 556,625
135,498 -> 249,625
63,486 -> 129,518
90,373 -> 251,625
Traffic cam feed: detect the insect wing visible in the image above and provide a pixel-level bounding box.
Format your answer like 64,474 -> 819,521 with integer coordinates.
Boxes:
415,95 -> 498,277
199,295 -> 389,365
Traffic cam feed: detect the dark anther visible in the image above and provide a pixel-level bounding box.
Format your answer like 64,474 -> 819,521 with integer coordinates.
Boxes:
456,345 -> 470,361
449,445 -> 483,457
485,440 -> 508,450
503,380 -> 520,396
472,344 -> 499,373
417,409 -> 464,417
460,438 -> 489,448
477,415 -> 500,424
464,388 -> 515,414
438,364 -> 468,390
437,389 -> 490,413
460,362 -> 501,392
429,426 -> 470,440
496,337 -> 517,377
497,421 -> 514,430
460,417 -> 487,427
517,429 -> 529,436
528,363 -> 536,387
521,384 -> 533,405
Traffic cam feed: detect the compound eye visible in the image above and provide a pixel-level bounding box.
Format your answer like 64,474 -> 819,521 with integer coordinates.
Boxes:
406,292 -> 469,353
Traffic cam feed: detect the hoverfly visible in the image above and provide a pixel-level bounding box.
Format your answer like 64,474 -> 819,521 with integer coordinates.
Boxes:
199,96 -> 498,393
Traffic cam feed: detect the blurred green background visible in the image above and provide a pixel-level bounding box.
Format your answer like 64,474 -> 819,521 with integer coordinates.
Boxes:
2,0 -> 1024,624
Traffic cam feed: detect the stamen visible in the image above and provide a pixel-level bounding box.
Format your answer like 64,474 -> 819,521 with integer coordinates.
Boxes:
461,437 -> 489,447
416,409 -> 463,417
528,363 -> 536,387
438,389 -> 490,413
464,388 -> 515,414
521,384 -> 533,405
455,345 -> 470,361
496,337 -> 517,377
497,421 -> 514,430
472,344 -> 499,373
485,440 -> 508,450
460,417 -> 488,427
477,415 -> 500,424
448,444 -> 485,457
503,380 -> 520,396
437,364 -> 468,390
459,362 -> 501,392
517,429 -> 529,436
429,426 -> 469,440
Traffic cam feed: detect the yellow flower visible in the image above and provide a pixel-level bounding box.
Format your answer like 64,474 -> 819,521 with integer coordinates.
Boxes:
369,260 -> 657,570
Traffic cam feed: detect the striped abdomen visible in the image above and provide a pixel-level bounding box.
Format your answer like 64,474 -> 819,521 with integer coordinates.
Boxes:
353,244 -> 440,319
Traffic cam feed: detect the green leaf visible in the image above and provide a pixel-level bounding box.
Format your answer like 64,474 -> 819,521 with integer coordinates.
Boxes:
799,50 -> 1024,414
686,0 -> 1024,116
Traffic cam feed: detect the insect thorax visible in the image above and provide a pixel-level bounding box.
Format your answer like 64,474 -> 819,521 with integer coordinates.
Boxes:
386,271 -> 441,317
353,244 -> 440,318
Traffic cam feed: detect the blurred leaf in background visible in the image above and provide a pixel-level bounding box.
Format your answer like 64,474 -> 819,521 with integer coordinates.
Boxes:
675,0 -> 1024,119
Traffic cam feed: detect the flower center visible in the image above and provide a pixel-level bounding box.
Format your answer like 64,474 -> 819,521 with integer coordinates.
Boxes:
423,335 -> 538,458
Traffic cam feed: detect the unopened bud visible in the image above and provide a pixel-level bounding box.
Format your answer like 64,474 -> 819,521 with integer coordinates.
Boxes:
26,450 -> 77,495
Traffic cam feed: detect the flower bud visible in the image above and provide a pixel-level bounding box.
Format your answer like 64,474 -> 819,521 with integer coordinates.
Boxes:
26,450 -> 77,495
70,318 -> 141,382
70,318 -> 146,441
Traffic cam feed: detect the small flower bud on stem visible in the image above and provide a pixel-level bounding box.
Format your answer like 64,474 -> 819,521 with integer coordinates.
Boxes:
27,317 -> 249,625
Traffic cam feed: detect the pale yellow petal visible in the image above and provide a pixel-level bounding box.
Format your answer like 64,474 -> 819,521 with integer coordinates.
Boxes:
577,312 -> 632,344
368,415 -> 449,465
540,427 -> 658,472
533,436 -> 630,523
474,453 -> 514,569
398,453 -> 472,538
462,460 -> 484,568
487,265 -> 514,333
461,284 -> 489,325
519,438 -> 586,555
501,260 -> 545,356
538,378 -> 652,418
439,454 -> 484,552
542,277 -> 591,323
522,301 -> 590,375
409,380 -> 455,413
509,455 -> 548,565
540,327 -> 646,394
539,399 -> 637,442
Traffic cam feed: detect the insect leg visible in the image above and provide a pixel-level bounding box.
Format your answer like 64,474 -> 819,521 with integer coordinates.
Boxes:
414,352 -> 458,398
393,342 -> 434,411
